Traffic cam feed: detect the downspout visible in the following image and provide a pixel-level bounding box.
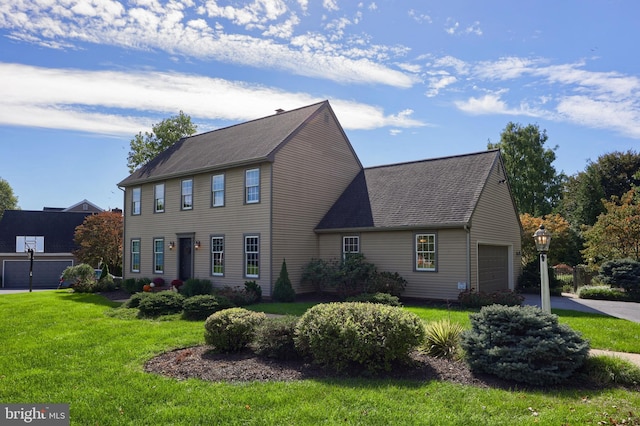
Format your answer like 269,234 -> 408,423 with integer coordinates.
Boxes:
464,224 -> 471,290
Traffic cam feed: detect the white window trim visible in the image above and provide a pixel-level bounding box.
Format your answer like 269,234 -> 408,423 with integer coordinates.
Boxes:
153,238 -> 164,273
155,183 -> 165,213
416,233 -> 437,272
245,168 -> 260,204
212,174 -> 225,207
131,239 -> 141,273
342,235 -> 360,258
244,235 -> 260,278
211,236 -> 224,276
132,188 -> 141,215
181,179 -> 193,210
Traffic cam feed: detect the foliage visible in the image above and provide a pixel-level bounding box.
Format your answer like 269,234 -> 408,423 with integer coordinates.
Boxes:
457,289 -> 524,308
301,258 -> 338,293
73,211 -> 123,276
179,278 -> 213,297
334,253 -> 378,298
244,280 -> 262,303
580,355 -> 640,388
582,187 -> 640,267
517,260 -> 564,295
213,285 -> 261,306
421,319 -> 464,359
0,177 -> 19,220
204,308 -> 266,353
122,291 -> 153,309
461,305 -> 590,385
251,316 -> 301,360
62,263 -> 97,293
577,285 -> 630,301
519,213 -> 578,266
346,292 -> 402,306
137,291 -> 185,317
488,122 -> 565,216
367,271 -> 407,297
182,295 -> 234,321
273,259 -> 296,302
294,302 -> 425,373
152,277 -> 165,287
127,111 -> 197,173
597,258 -> 640,296
95,272 -> 116,292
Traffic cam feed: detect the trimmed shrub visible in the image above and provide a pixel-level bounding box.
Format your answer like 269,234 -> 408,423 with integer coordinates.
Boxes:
461,305 -> 590,385
367,271 -> 407,297
598,258 -> 640,297
334,254 -> 377,298
204,308 -> 266,353
346,292 -> 402,307
578,285 -> 629,301
182,294 -> 235,321
272,260 -> 296,302
137,291 -> 185,317
95,273 -> 117,292
295,302 -> 425,373
457,289 -> 524,308
62,264 -> 96,293
252,316 -> 301,360
301,258 -> 338,293
422,319 -> 464,359
244,280 -> 262,303
179,278 -> 213,297
214,286 -> 259,306
123,291 -> 152,309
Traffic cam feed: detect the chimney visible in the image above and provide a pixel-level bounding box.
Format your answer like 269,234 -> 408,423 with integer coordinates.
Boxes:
275,108 -> 285,114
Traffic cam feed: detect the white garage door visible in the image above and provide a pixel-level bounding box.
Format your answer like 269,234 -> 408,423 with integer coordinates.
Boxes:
478,245 -> 509,293
3,260 -> 73,289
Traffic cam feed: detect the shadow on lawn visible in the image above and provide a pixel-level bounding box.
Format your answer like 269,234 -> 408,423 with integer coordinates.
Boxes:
57,290 -> 122,308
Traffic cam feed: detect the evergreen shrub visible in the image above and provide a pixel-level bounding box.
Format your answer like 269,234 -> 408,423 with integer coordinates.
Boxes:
179,278 -> 213,297
578,285 -> 629,301
182,295 -> 234,320
457,289 -> 523,308
294,302 -> 425,373
204,308 -> 266,353
461,305 -> 590,385
345,292 -> 402,306
598,258 -> 640,297
272,260 -> 296,302
422,319 -> 464,359
252,316 -> 301,360
61,264 -> 96,293
137,291 -> 185,317
123,292 -> 152,309
244,281 -> 262,303
367,271 -> 407,297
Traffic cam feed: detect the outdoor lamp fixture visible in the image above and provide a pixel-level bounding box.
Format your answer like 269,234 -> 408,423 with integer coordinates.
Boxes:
168,241 -> 175,250
194,241 -> 201,250
533,224 -> 552,313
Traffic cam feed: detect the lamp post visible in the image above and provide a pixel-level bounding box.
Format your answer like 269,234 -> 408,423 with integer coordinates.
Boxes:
533,225 -> 552,313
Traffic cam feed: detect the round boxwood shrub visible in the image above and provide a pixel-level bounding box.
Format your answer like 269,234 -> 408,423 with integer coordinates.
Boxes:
252,316 -> 301,360
182,294 -> 235,321
345,292 -> 402,306
137,291 -> 185,317
460,305 -> 590,386
204,308 -> 266,353
123,291 -> 153,309
294,302 -> 425,373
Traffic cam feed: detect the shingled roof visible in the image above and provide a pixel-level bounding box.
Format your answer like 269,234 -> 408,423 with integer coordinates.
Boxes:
0,210 -> 92,253
316,150 -> 501,231
119,101 -> 329,186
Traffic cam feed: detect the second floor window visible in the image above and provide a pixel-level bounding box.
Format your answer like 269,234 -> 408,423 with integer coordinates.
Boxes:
131,239 -> 141,272
212,174 -> 224,207
155,183 -> 165,213
154,238 -> 164,273
182,179 -> 193,210
245,169 -> 260,204
132,188 -> 141,215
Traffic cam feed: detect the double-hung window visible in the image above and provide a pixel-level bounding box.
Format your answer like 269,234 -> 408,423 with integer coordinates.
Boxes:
245,169 -> 260,204
342,236 -> 360,258
245,235 -> 259,278
155,183 -> 165,213
181,179 -> 193,210
132,188 -> 141,215
131,239 -> 141,272
212,174 -> 225,207
211,236 -> 224,276
153,238 -> 164,273
416,233 -> 437,271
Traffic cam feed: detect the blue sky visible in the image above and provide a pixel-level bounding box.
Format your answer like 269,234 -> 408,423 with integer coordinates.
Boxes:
1,0 -> 638,211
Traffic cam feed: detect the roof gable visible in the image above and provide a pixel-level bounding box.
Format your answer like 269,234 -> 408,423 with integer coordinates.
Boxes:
316,150 -> 501,231
119,101 -> 329,186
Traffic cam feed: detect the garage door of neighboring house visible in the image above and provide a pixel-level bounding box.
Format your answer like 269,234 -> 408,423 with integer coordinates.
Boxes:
478,245 -> 509,293
2,260 -> 73,289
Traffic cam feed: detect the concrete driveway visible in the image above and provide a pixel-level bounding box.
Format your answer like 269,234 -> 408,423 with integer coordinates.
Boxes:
523,293 -> 640,323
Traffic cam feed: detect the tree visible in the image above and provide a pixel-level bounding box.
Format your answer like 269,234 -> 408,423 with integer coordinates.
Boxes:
74,211 -> 123,276
488,123 -> 564,216
520,213 -> 575,266
0,177 -> 19,219
272,259 -> 296,302
582,187 -> 640,268
127,111 -> 197,173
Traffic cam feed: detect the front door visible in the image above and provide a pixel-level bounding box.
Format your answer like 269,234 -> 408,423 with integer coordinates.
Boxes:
179,237 -> 193,281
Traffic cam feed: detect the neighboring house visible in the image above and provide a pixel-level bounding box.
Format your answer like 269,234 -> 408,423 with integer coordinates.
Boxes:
0,200 -> 104,288
118,101 -> 521,300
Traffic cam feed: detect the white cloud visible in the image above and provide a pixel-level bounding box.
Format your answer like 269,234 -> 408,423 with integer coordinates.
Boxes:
408,9 -> 431,24
426,74 -> 457,97
0,63 -> 426,135
323,0 -> 339,12
557,96 -> 640,138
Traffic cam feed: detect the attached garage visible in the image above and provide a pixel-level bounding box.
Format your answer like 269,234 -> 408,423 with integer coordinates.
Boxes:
2,260 -> 73,289
478,245 -> 509,293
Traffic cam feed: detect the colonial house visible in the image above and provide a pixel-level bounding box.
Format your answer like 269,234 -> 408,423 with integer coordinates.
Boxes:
118,101 -> 521,300
0,200 -> 103,289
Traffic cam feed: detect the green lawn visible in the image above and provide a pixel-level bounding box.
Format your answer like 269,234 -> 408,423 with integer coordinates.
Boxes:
1,291 -> 639,425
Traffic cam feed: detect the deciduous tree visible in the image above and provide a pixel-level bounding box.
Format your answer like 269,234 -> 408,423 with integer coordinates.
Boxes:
127,111 -> 197,173
74,211 -> 123,276
520,213 -> 573,266
0,177 -> 19,219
